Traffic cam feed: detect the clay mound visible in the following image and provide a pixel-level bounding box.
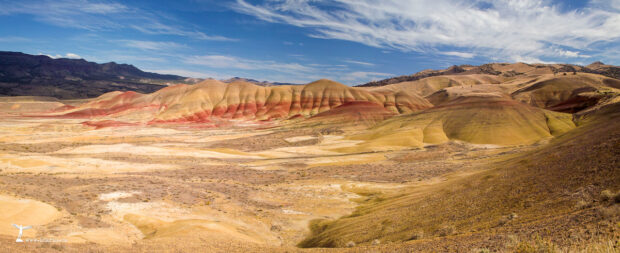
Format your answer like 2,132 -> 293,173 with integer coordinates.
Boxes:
335,94 -> 575,152
53,79 -> 432,124
425,84 -> 507,106
368,74 -> 503,97
511,73 -> 620,113
302,101 -> 397,127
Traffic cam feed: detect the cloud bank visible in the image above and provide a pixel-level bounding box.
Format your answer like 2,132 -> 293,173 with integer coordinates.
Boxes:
233,0 -> 620,63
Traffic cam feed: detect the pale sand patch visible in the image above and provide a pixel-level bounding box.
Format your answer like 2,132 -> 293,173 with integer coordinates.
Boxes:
281,209 -> 308,215
184,130 -> 273,143
55,143 -> 264,159
0,195 -> 61,237
99,191 -> 142,201
105,201 -> 280,245
284,135 -> 317,143
105,201 -> 190,222
66,227 -> 138,244
0,155 -> 178,174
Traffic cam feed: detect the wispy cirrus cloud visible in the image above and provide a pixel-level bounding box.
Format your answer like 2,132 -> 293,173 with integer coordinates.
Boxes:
343,60 -> 375,66
117,40 -> 185,51
0,0 -> 235,41
0,0 -> 127,30
184,54 -> 385,84
0,36 -> 32,42
232,0 -> 620,63
145,69 -> 232,79
129,24 -> 238,41
185,55 -> 316,73
341,71 -> 393,81
440,51 -> 475,59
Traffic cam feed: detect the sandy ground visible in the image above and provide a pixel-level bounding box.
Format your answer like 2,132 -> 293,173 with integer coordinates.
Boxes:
0,116 -> 530,251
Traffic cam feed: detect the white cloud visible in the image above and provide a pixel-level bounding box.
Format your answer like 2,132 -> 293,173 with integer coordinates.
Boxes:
0,0 -> 234,41
343,60 -> 375,66
0,0 -> 126,30
65,53 -> 81,59
0,36 -> 31,42
554,49 -> 590,58
233,0 -> 620,62
511,55 -> 555,64
145,69 -> 229,79
40,52 -> 82,59
117,40 -> 184,51
129,24 -> 237,41
341,71 -> 393,81
185,55 -> 316,73
440,51 -> 475,58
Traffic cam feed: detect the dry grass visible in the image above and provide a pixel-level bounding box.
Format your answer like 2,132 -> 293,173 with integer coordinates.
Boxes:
298,103 -> 620,250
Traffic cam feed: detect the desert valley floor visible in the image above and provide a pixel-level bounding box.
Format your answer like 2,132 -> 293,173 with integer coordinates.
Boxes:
0,63 -> 618,252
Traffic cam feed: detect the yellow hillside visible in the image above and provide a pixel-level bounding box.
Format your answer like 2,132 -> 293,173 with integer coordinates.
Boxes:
333,94 -> 575,153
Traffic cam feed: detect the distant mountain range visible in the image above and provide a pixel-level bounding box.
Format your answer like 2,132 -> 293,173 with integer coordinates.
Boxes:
0,51 -> 192,99
0,52 -> 303,99
357,61 -> 620,87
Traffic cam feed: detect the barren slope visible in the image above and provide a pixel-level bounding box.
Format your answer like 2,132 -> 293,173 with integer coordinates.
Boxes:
299,102 -> 620,250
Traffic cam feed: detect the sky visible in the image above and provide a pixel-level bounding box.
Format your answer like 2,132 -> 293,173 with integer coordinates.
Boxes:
0,0 -> 619,85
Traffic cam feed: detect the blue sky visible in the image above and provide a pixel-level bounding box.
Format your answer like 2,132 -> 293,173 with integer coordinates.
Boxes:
0,0 -> 619,85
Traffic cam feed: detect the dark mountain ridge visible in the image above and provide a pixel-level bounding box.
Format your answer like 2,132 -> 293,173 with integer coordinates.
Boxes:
0,51 -> 186,99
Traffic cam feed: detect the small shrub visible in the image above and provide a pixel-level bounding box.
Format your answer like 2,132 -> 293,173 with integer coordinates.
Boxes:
596,205 -> 620,219
408,230 -> 424,240
346,241 -> 356,247
514,236 -> 558,253
600,190 -> 614,202
372,239 -> 380,245
50,244 -> 64,251
575,199 -> 591,209
437,225 -> 456,237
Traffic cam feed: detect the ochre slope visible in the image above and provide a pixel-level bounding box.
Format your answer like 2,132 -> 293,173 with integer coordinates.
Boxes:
293,101 -> 398,130
333,92 -> 575,152
368,74 -> 504,97
362,64 -> 619,115
53,79 -> 431,124
511,73 -> 620,112
299,101 -> 620,249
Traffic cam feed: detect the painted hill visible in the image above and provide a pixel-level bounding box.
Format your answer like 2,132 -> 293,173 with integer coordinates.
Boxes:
51,79 -> 432,125
24,61 -> 619,148
0,51 -> 189,99
332,92 -> 575,153
364,65 -> 620,115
